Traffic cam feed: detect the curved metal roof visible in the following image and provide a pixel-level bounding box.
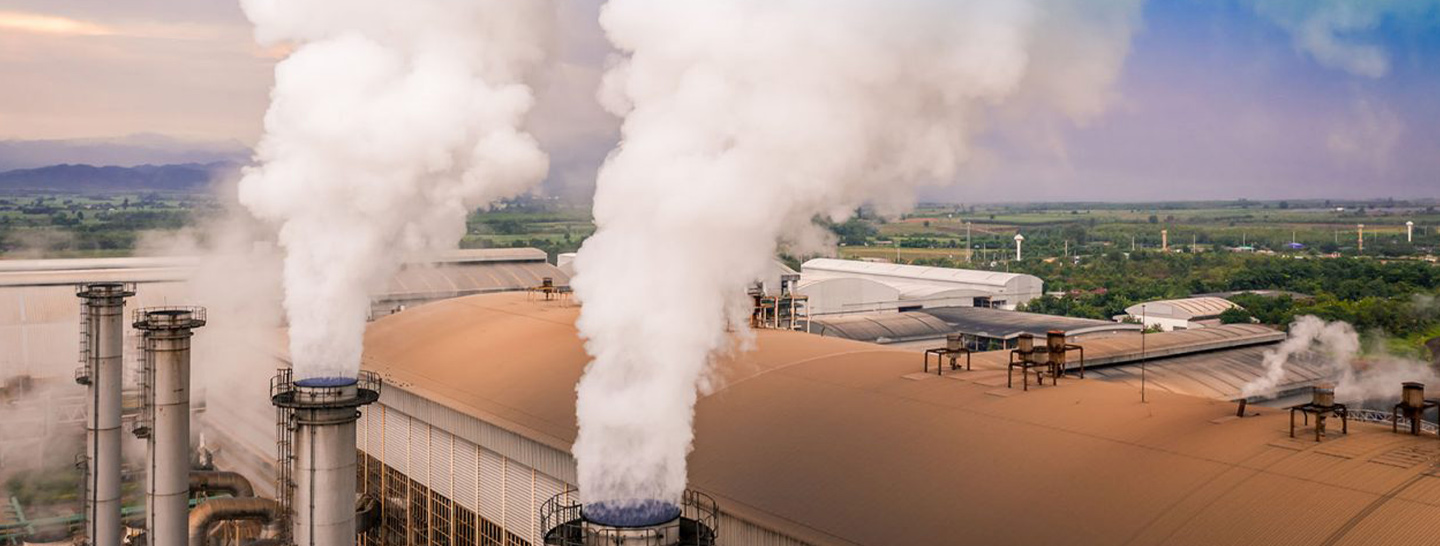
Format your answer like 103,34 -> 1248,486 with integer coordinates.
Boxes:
801,258 -> 1038,289
1126,296 -> 1239,320
359,292 -> 1440,546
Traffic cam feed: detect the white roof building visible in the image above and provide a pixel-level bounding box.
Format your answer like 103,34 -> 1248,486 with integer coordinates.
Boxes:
798,258 -> 1043,315
1123,296 -> 1242,332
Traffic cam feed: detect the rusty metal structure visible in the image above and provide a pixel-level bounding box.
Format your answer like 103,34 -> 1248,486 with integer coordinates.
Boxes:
540,490 -> 718,546
750,275 -> 809,331
1290,384 -> 1348,441
528,276 -> 570,302
1007,332 -> 1086,390
923,333 -> 971,375
1007,334 -> 1052,391
1392,382 -> 1439,436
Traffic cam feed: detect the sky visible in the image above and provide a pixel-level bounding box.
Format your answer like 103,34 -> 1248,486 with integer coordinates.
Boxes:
0,0 -> 1436,200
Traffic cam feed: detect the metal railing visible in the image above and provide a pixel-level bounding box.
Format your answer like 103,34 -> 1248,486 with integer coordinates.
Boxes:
131,306 -> 207,330
540,490 -> 719,546
270,369 -> 382,409
1347,408 -> 1440,435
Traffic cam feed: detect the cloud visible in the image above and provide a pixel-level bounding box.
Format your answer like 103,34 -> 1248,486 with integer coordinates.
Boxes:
0,11 -> 111,36
1250,0 -> 1440,78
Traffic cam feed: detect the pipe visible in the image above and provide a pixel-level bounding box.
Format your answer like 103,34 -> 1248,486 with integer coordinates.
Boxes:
188,498 -> 283,546
77,283 -> 133,546
190,471 -> 254,499
135,308 -> 207,546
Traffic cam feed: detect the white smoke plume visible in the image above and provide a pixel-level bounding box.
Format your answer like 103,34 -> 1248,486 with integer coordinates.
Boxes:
237,0 -> 553,379
571,0 -> 1143,505
1241,315 -> 1440,401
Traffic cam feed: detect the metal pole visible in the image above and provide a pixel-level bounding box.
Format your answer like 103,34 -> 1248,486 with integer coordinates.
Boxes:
1141,304 -> 1147,403
966,222 -> 972,263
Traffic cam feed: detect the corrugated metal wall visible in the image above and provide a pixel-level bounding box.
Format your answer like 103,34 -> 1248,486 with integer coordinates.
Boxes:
359,387 -> 814,546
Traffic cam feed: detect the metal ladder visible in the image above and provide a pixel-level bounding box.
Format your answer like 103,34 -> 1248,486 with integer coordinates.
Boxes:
131,336 -> 154,439
275,405 -> 297,543
74,300 -> 92,385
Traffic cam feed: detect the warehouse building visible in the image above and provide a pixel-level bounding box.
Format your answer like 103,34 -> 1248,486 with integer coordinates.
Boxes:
810,305 -> 1141,350
1123,296 -> 1243,331
345,292 -> 1440,546
797,258 -> 1042,314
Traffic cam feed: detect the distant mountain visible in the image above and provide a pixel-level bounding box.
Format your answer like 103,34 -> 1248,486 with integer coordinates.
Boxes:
0,134 -> 251,172
0,162 -> 240,193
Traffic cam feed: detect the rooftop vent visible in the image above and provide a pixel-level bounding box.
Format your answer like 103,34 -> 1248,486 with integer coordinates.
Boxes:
1289,384 -> 1348,441
923,333 -> 971,375
541,491 -> 718,546
1007,332 -> 1085,391
1392,382 -> 1438,436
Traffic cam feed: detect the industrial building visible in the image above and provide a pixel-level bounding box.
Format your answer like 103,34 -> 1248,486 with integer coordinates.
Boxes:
809,305 -> 1141,350
9,273 -> 1440,546
1123,296 -> 1243,331
0,249 -> 567,379
796,258 -> 1042,314
344,292 -> 1440,546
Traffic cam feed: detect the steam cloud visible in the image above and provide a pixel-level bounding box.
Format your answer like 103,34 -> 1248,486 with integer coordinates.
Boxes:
1241,315 -> 1440,401
571,0 -> 1143,505
236,0 -> 553,379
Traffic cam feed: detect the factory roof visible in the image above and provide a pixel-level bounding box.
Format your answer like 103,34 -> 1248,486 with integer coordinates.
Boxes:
810,306 -> 1141,344
360,292 -> 1440,546
801,258 -> 1038,289
1125,296 -> 1240,320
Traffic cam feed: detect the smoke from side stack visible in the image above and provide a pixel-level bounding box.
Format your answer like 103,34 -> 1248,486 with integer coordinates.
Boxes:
236,0 -> 554,381
75,282 -> 135,546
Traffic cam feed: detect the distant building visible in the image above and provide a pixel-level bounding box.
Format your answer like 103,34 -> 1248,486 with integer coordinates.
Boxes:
810,305 -> 1140,351
798,258 -> 1043,314
1122,296 -> 1242,331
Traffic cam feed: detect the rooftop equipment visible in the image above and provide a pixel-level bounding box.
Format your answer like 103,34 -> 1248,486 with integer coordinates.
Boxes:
540,490 -> 719,546
1289,384 -> 1348,441
75,282 -> 135,546
530,276 -> 570,301
1392,382 -> 1438,436
132,307 -> 207,546
1045,331 -> 1085,379
270,370 -> 381,546
750,275 -> 809,332
922,333 -> 971,375
1008,333 -> 1054,391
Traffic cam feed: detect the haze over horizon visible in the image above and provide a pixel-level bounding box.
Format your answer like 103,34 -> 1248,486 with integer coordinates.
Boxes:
1,0 -> 1438,201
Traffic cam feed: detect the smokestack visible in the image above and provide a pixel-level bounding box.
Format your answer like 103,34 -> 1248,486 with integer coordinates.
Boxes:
271,370 -> 380,546
1358,224 -> 1365,254
133,307 -> 207,546
540,490 -> 718,546
1013,234 -> 1025,261
75,282 -> 135,546
1161,229 -> 1168,252
1407,221 -> 1415,243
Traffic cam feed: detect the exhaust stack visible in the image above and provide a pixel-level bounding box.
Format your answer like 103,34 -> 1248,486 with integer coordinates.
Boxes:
270,370 -> 380,546
133,307 -> 207,546
75,282 -> 135,546
1392,382 -> 1438,436
541,490 -> 719,546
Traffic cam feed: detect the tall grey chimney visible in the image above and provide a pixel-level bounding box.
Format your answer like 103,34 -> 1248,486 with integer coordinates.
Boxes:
75,282 -> 135,546
133,307 -> 207,546
271,370 -> 380,546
